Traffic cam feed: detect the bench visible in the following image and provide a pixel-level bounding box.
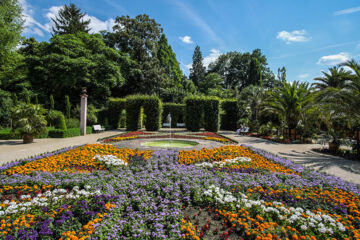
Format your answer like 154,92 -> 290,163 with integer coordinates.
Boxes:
93,125 -> 105,133
163,123 -> 170,127
176,123 -> 185,127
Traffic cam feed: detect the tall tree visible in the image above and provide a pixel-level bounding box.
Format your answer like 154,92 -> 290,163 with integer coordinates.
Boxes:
111,14 -> 167,95
277,67 -> 286,82
0,0 -> 23,66
313,66 -> 350,91
189,45 -> 206,87
248,57 -> 262,86
51,3 -> 91,35
157,34 -> 182,85
23,32 -> 130,107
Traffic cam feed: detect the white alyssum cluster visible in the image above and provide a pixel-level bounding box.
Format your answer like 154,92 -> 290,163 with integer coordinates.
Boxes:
0,186 -> 100,216
203,185 -> 346,235
195,157 -> 251,168
94,154 -> 128,167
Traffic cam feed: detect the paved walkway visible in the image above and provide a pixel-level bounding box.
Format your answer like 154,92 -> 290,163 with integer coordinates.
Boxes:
0,130 -> 123,164
220,132 -> 360,185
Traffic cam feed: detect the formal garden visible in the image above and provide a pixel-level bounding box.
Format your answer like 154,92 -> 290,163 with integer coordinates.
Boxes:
1,1 -> 360,239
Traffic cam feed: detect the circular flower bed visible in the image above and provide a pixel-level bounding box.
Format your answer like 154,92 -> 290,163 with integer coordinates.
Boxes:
0,144 -> 359,239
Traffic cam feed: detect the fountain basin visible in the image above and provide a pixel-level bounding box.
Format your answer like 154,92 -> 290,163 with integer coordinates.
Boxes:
141,140 -> 199,148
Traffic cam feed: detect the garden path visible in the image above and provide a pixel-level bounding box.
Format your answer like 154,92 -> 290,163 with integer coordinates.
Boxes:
221,132 -> 360,185
0,130 -> 123,164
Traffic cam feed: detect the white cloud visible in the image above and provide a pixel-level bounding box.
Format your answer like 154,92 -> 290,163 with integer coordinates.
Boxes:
20,1 -> 116,37
334,6 -> 360,15
185,63 -> 192,69
276,30 -> 311,44
203,49 -> 221,68
317,52 -> 349,65
179,35 -> 193,44
298,73 -> 309,79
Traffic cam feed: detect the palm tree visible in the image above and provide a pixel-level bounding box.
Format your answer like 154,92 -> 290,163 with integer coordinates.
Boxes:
340,59 -> 360,118
261,81 -> 312,129
238,85 -> 264,122
12,103 -> 47,143
313,66 -> 350,90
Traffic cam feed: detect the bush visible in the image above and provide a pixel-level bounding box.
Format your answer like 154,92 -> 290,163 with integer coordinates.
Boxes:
203,97 -> 220,132
48,127 -> 92,138
55,113 -> 67,130
185,96 -> 203,132
65,118 -> 80,128
126,95 -> 162,131
220,99 -> 238,130
47,110 -> 63,127
162,103 -> 185,128
72,104 -> 98,126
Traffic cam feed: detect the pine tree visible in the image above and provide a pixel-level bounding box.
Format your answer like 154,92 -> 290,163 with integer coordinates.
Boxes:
189,46 -> 206,87
51,3 -> 91,35
248,57 -> 261,86
157,34 -> 182,84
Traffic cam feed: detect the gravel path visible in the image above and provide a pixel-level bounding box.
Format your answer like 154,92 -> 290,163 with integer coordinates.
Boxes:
0,130 -> 124,164
220,132 -> 360,185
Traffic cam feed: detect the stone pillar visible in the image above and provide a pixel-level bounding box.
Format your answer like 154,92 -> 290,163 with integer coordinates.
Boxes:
80,88 -> 88,136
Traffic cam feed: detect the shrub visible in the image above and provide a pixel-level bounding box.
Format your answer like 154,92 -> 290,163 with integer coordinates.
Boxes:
65,118 -> 80,128
185,96 -> 203,132
55,113 -> 67,130
72,104 -> 98,126
46,110 -> 62,127
48,127 -> 92,138
162,103 -> 185,128
126,95 -> 162,131
65,95 -> 71,119
203,97 -> 220,132
220,99 -> 238,130
107,98 -> 126,129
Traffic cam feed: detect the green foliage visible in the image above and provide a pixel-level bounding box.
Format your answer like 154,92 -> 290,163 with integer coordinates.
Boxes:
51,3 -> 91,35
203,97 -> 220,132
0,90 -> 13,127
107,98 -> 126,129
23,32 -> 128,107
0,0 -> 23,66
65,118 -> 79,128
48,126 -> 92,138
185,96 -> 203,132
46,110 -> 62,126
125,95 -> 162,131
238,85 -> 265,122
65,95 -> 71,119
220,99 -> 238,130
162,103 -> 185,127
189,46 -> 206,87
50,95 -> 55,110
199,73 -> 222,94
11,103 -> 47,137
55,112 -> 67,130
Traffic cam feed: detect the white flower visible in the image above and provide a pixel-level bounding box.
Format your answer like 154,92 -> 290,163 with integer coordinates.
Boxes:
300,224 -> 308,231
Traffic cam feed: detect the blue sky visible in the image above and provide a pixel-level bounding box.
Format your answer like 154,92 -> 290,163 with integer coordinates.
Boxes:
20,0 -> 360,83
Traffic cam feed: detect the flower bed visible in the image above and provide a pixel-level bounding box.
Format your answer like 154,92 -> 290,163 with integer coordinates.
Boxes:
0,144 -> 359,239
100,131 -> 237,144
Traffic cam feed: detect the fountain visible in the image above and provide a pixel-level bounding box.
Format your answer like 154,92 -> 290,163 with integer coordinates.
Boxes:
140,113 -> 199,148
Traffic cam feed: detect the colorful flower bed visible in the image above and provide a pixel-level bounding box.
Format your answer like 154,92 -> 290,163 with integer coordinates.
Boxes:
101,131 -> 236,144
0,143 -> 359,239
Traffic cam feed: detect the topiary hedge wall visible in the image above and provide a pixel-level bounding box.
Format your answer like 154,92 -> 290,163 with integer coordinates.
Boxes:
185,96 -> 203,132
105,98 -> 126,129
203,97 -> 220,132
185,96 -> 220,132
220,99 -> 238,130
126,95 -> 162,131
162,103 -> 185,128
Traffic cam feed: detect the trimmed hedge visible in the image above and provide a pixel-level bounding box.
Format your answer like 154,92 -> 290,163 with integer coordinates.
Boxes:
162,103 -> 185,128
185,96 -> 220,132
0,127 -> 54,140
203,97 -> 220,132
185,96 -> 204,132
48,127 -> 92,138
220,99 -> 238,130
125,95 -> 162,131
104,98 -> 126,129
